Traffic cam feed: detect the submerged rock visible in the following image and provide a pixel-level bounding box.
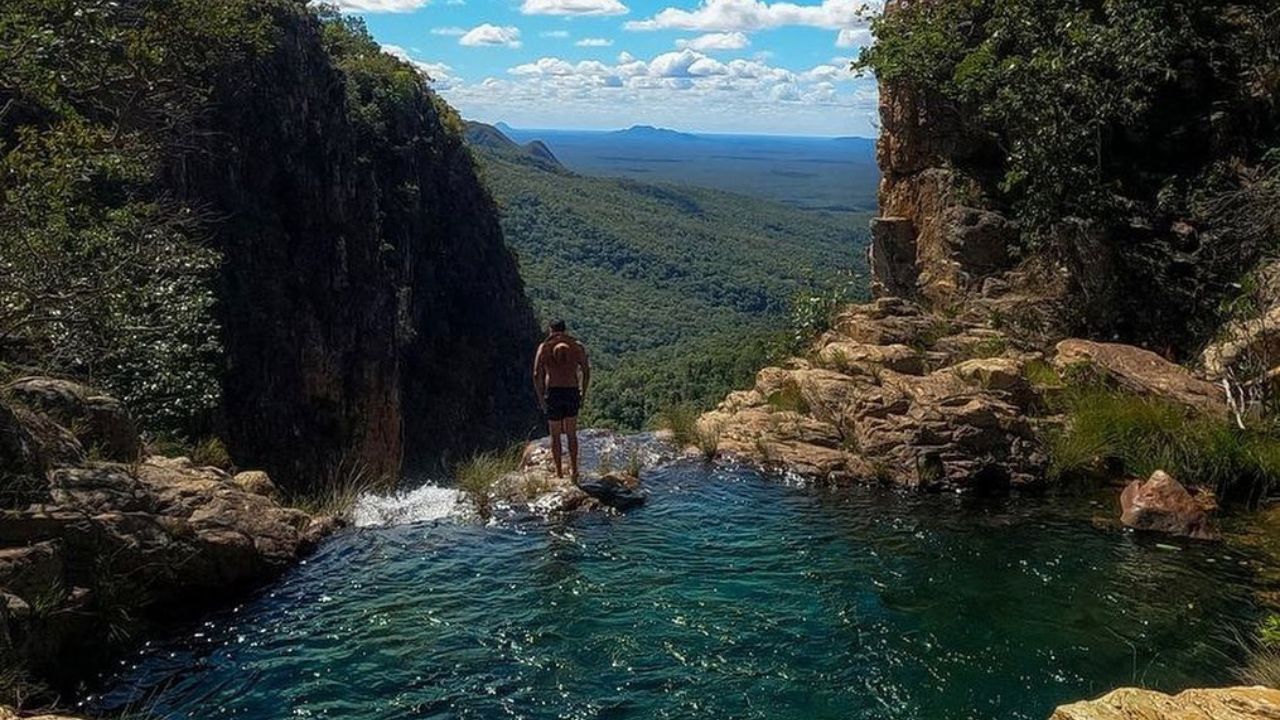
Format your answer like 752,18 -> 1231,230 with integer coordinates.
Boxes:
1050,685 -> 1280,719
1119,470 -> 1219,541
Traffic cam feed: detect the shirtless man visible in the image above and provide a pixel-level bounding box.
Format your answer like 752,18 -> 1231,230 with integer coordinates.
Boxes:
532,320 -> 591,482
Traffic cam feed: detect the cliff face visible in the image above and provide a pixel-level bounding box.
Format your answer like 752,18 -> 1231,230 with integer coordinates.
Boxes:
166,7 -> 541,488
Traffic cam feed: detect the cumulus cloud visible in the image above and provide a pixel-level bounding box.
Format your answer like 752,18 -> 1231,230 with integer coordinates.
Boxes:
331,0 -> 429,12
521,0 -> 629,15
675,31 -> 749,51
459,24 -> 523,48
444,46 -> 878,134
576,37 -> 614,47
626,0 -> 880,32
835,27 -> 871,47
431,26 -> 468,36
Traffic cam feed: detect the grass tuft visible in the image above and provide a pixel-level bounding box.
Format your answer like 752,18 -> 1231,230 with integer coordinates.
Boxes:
657,404 -> 720,459
454,443 -> 526,517
287,457 -> 382,519
766,379 -> 811,414
190,436 -> 233,470
1046,382 -> 1280,500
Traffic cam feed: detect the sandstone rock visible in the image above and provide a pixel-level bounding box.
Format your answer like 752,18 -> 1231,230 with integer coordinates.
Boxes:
817,341 -> 925,375
1119,470 -> 1219,540
1054,339 -> 1226,416
869,216 -> 918,297
578,472 -> 644,511
232,470 -> 279,499
0,541 -> 63,602
7,376 -> 140,462
1202,304 -> 1280,380
0,707 -> 82,720
1050,686 -> 1280,720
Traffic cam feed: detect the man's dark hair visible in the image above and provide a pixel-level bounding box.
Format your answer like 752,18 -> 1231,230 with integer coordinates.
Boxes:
550,319 -> 566,333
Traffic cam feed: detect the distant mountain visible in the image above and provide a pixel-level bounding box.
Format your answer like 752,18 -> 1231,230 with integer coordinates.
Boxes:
494,121 -> 516,135
463,121 -> 561,169
609,124 -> 701,141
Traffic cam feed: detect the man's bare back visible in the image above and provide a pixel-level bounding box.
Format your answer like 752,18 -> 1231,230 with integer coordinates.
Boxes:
532,321 -> 590,481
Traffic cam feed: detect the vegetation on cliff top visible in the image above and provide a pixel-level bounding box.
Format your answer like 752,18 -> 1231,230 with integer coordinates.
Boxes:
857,0 -> 1279,233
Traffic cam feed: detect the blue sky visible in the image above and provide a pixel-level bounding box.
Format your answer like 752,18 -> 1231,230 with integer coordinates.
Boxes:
336,0 -> 882,136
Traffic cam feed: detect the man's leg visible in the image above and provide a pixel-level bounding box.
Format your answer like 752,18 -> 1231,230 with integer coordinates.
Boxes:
565,416 -> 580,482
548,420 -> 564,478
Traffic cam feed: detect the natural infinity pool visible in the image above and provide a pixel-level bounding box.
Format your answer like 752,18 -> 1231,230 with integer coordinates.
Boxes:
91,440 -> 1263,720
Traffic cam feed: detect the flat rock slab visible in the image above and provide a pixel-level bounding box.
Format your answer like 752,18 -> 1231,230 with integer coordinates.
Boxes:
577,473 -> 645,511
1051,685 -> 1280,720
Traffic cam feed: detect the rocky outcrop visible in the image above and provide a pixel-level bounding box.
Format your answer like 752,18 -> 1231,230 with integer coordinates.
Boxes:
1119,470 -> 1220,541
475,438 -> 646,516
702,298 -> 1047,491
1050,686 -> 1280,719
165,5 -> 540,492
0,380 -> 335,701
1053,340 -> 1227,416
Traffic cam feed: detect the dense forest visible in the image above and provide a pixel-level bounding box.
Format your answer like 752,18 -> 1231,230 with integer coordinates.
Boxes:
466,125 -> 869,429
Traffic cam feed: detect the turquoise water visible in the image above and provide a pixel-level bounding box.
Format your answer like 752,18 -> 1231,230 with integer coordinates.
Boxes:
91,440 -> 1263,720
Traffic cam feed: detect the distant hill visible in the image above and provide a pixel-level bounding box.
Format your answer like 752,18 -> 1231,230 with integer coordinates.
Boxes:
463,121 -> 561,169
465,131 -> 870,429
499,126 -> 880,212
608,124 -> 701,141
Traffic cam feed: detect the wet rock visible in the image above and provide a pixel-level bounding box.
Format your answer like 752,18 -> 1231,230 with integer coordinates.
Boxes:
1053,340 -> 1226,416
578,472 -> 645,511
0,708 -> 82,720
1119,470 -> 1219,541
1050,685 -> 1280,719
6,376 -> 140,462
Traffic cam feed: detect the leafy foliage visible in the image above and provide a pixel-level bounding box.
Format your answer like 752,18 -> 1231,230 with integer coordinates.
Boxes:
856,0 -> 1280,234
0,0 -> 284,434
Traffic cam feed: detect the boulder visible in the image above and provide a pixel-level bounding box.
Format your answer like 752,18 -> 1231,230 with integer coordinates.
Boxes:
232,470 -> 280,499
1054,340 -> 1226,416
577,472 -> 645,511
1119,470 -> 1219,540
1050,686 -> 1280,720
0,707 -> 82,719
6,377 -> 140,462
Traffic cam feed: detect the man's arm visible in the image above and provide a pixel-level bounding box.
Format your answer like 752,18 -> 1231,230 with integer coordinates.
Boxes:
578,344 -> 591,399
532,344 -> 547,409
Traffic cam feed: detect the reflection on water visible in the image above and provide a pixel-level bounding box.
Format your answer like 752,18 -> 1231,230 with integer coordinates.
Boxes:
89,444 -> 1261,720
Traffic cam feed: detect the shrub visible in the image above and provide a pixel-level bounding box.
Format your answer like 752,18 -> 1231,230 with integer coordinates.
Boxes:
782,272 -> 862,356
658,404 -> 700,448
1046,382 -> 1280,500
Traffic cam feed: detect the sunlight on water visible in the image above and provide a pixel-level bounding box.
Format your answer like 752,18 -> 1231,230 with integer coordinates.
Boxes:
88,436 -> 1265,720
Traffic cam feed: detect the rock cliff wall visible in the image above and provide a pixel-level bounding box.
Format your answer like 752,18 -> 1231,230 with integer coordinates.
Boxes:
166,6 -> 541,489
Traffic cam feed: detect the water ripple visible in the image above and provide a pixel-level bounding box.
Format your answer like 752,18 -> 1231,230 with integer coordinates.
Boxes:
88,454 -> 1263,720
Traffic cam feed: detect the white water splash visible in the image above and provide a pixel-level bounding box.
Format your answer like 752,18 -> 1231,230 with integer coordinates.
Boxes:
351,482 -> 466,527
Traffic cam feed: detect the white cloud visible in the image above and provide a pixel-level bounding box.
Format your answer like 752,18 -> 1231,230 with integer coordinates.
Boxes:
521,0 -> 629,15
541,30 -> 571,38
440,47 -> 879,135
835,27 -> 871,47
626,0 -> 880,32
675,31 -> 749,51
575,37 -> 614,47
431,26 -> 468,36
332,0 -> 429,12
459,24 -> 523,48
381,44 -> 457,88
445,0 -> 466,4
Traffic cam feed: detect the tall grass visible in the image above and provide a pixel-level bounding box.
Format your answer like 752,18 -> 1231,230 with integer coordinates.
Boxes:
1047,383 -> 1280,501
657,404 -> 720,459
286,457 -> 383,519
454,443 -> 526,516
